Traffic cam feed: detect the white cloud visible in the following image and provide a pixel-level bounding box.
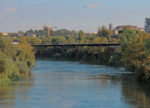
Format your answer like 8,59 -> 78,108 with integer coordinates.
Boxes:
6,7 -> 16,13
86,3 -> 99,8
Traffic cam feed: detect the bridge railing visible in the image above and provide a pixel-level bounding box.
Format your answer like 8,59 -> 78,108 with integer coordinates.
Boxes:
32,43 -> 120,47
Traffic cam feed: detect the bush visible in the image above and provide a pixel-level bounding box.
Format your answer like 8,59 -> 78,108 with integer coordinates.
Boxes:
0,51 -> 20,81
0,36 -> 35,83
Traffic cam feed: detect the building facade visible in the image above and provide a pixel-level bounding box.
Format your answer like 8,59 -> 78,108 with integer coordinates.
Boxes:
145,18 -> 150,33
114,25 -> 144,35
109,23 -> 114,31
0,33 -> 8,36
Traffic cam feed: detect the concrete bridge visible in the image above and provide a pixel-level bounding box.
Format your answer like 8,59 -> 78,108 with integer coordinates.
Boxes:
32,43 -> 120,48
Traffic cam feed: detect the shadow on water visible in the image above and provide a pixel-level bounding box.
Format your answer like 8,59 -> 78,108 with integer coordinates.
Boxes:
121,78 -> 150,108
85,70 -> 150,108
0,75 -> 34,108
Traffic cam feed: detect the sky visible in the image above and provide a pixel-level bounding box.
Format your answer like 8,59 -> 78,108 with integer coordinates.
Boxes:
0,0 -> 150,32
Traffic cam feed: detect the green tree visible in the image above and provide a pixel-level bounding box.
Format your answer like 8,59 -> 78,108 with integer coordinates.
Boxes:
98,26 -> 112,42
0,37 -> 18,61
17,37 -> 35,68
0,51 -> 20,82
41,37 -> 52,44
100,37 -> 109,44
78,30 -> 86,43
23,37 -> 41,44
51,36 -> 67,44
66,36 -> 75,44
120,29 -> 150,80
92,37 -> 101,44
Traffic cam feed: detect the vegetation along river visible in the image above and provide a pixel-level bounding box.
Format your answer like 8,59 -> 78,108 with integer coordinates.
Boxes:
0,59 -> 150,108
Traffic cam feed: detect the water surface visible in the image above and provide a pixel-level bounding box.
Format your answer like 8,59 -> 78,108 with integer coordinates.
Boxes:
0,60 -> 150,108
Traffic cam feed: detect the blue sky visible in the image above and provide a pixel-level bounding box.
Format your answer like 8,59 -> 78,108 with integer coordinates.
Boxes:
0,0 -> 150,32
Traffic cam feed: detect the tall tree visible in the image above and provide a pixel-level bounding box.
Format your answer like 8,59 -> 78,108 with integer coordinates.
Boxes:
78,30 -> 86,43
98,26 -> 112,42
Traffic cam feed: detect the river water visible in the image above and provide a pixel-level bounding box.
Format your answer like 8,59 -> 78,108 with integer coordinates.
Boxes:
0,60 -> 150,108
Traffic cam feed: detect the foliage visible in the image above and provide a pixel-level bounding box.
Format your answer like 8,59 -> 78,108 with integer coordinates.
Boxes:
36,46 -> 120,66
0,36 -> 35,83
97,26 -> 112,42
120,29 -> 150,81
50,36 -> 67,44
78,30 -> 86,43
23,37 -> 41,44
0,51 -> 20,81
41,37 -> 52,44
17,38 -> 35,68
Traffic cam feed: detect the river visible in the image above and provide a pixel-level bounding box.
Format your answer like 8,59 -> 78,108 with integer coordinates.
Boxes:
0,59 -> 150,108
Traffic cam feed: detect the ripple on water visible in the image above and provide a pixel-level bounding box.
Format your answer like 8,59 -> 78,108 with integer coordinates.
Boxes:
0,60 -> 148,108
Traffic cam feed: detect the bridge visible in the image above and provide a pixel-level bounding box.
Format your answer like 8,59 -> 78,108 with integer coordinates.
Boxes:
32,43 -> 120,48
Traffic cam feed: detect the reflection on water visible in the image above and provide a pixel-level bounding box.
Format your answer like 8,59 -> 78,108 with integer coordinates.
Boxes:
0,60 -> 150,108
122,80 -> 150,108
0,75 -> 34,108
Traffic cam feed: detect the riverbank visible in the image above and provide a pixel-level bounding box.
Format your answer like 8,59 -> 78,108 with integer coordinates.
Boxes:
0,37 -> 35,83
35,46 -> 121,66
36,53 -> 121,68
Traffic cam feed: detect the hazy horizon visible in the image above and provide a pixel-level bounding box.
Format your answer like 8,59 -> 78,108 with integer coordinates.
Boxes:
0,0 -> 150,33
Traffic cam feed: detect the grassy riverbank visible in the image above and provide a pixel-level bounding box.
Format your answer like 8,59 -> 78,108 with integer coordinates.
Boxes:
0,37 -> 35,83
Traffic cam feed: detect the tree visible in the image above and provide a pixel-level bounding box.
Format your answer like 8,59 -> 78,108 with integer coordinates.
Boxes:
22,37 -> 41,44
0,51 -> 20,81
17,37 -> 35,69
98,26 -> 112,42
66,36 -> 75,44
51,36 -> 67,44
120,29 -> 150,80
0,37 -> 18,61
41,37 -> 52,44
98,26 -> 112,37
92,37 -> 101,44
0,36 -> 36,82
111,38 -> 119,43
78,30 -> 86,43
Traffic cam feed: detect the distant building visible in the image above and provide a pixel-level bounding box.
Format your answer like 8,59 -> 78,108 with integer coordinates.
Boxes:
114,25 -> 144,35
18,31 -> 24,37
25,32 -> 36,37
43,25 -> 50,37
92,32 -> 98,35
85,32 -> 97,36
109,23 -> 114,31
145,18 -> 150,33
0,33 -> 8,36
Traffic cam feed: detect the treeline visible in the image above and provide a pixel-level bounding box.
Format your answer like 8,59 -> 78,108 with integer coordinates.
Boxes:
17,28 -> 95,37
13,26 -> 118,45
36,46 -> 121,66
0,36 -> 35,83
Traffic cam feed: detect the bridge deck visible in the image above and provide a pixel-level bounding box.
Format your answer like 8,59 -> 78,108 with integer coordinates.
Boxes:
32,43 -> 120,47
